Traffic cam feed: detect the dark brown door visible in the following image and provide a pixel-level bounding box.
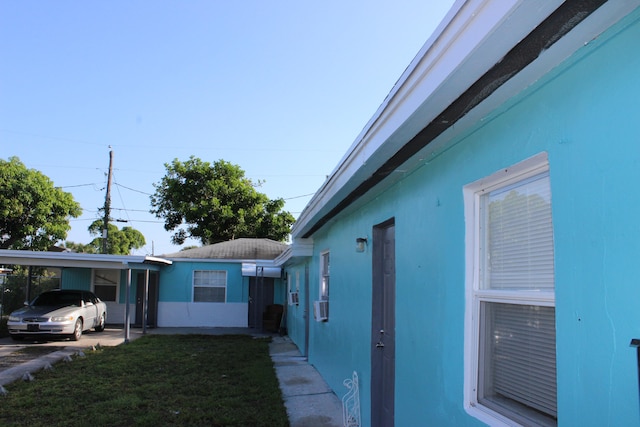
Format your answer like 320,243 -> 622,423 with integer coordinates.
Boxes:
135,271 -> 158,327
371,219 -> 396,427
248,276 -> 274,329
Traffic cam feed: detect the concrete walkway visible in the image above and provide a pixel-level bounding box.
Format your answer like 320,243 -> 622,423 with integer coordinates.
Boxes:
0,328 -> 344,426
270,335 -> 343,427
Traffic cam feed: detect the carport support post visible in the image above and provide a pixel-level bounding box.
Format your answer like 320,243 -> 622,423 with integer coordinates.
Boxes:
124,268 -> 131,343
143,269 -> 149,335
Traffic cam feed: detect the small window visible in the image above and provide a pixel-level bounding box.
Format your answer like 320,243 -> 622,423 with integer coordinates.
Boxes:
193,270 -> 227,303
464,154 -> 556,427
320,251 -> 330,301
93,269 -> 119,302
287,272 -> 299,306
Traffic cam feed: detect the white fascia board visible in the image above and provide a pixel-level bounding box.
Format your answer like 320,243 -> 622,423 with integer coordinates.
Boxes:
143,256 -> 173,266
0,249 -> 173,270
0,250 -> 126,269
292,0 -> 567,238
167,257 -> 280,267
274,238 -> 314,266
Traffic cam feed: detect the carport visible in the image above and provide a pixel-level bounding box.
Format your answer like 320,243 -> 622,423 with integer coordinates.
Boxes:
0,249 -> 172,342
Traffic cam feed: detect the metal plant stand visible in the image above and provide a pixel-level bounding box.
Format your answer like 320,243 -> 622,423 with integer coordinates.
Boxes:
342,371 -> 361,427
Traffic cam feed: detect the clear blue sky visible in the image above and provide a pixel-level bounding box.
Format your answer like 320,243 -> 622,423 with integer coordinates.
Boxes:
0,1 -> 454,256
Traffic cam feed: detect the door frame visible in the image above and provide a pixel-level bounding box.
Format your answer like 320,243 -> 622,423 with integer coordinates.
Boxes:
371,218 -> 396,427
248,275 -> 275,329
135,270 -> 159,328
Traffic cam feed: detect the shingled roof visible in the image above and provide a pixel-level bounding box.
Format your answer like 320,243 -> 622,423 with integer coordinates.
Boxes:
162,238 -> 288,260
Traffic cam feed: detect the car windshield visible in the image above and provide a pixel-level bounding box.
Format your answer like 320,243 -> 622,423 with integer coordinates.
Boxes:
32,292 -> 82,307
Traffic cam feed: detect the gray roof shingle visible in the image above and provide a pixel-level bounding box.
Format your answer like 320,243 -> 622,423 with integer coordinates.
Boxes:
162,238 -> 288,260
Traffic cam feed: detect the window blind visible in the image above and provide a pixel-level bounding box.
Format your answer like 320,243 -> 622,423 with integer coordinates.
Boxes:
477,171 -> 557,426
482,173 -> 554,290
480,302 -> 557,420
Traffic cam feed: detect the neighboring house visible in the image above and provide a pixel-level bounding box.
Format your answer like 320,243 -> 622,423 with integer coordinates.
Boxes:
277,1 -> 640,426
159,238 -> 287,328
0,238 -> 288,330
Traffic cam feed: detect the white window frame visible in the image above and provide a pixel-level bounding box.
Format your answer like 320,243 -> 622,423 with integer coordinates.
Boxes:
92,269 -> 120,302
192,270 -> 227,303
287,272 -> 299,306
319,250 -> 330,301
463,153 -> 556,427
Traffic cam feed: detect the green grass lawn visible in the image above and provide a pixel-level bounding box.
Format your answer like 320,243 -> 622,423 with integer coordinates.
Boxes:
0,334 -> 289,427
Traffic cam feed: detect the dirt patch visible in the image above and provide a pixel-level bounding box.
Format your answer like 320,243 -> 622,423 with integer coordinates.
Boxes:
0,346 -> 65,369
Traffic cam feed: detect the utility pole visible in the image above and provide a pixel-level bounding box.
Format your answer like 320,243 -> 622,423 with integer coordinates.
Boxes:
103,148 -> 114,254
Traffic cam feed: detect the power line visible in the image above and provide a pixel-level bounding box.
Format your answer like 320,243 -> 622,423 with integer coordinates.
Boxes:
114,182 -> 153,196
283,192 -> 315,200
58,183 -> 102,189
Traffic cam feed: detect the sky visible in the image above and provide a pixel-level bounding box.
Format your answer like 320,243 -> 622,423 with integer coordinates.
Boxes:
0,1 -> 454,256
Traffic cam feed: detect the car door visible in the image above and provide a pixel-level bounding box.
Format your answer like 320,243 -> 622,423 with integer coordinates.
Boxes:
81,291 -> 98,329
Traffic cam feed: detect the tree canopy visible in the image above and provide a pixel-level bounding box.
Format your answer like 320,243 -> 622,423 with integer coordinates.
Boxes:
0,157 -> 81,250
86,219 -> 146,255
150,157 -> 295,245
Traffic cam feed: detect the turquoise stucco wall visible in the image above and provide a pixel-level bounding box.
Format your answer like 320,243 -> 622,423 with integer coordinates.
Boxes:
298,9 -> 640,427
62,268 -> 136,303
159,261 -> 246,303
285,261 -> 310,355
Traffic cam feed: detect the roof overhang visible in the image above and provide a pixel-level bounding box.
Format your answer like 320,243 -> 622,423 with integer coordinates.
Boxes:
292,0 -> 639,238
0,250 -> 172,270
274,238 -> 314,266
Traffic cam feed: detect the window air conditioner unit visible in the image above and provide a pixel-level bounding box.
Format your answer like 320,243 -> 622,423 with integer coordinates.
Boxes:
288,291 -> 299,306
314,300 -> 329,321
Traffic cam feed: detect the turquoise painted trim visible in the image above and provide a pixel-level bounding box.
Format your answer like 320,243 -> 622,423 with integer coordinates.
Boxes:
293,8 -> 640,426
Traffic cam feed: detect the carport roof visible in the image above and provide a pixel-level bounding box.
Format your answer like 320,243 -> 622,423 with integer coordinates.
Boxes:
0,249 -> 172,270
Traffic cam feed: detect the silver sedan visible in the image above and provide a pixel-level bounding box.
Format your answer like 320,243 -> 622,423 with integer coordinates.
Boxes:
7,289 -> 107,341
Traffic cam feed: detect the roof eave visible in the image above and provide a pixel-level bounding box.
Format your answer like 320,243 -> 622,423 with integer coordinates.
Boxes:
292,0 -> 638,239
0,249 -> 171,270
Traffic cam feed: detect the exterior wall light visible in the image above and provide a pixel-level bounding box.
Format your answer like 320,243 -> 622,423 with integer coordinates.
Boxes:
356,237 -> 368,253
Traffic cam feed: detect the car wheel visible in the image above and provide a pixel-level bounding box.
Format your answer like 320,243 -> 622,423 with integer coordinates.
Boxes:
10,334 -> 25,341
95,313 -> 105,332
71,319 -> 83,341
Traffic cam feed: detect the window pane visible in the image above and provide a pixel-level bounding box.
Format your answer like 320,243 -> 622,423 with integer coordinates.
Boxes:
481,173 -> 554,290
94,285 -> 117,302
320,252 -> 330,300
479,302 -> 557,426
194,270 -> 226,287
194,286 -> 226,302
94,269 -> 119,285
193,270 -> 227,302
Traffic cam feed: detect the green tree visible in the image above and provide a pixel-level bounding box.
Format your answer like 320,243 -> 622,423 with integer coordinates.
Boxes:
150,157 -> 295,245
60,240 -> 98,254
86,219 -> 146,255
0,157 -> 81,250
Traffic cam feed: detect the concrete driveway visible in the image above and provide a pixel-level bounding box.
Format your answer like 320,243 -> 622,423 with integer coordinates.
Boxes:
0,327 -> 142,357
